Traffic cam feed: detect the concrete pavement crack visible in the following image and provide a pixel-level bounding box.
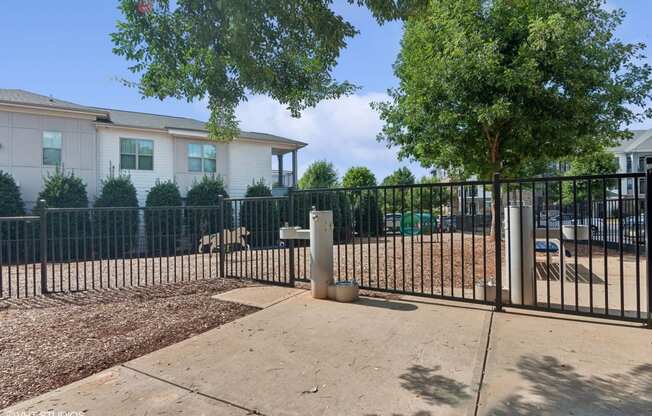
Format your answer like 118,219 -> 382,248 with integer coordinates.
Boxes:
473,310 -> 495,416
121,364 -> 265,415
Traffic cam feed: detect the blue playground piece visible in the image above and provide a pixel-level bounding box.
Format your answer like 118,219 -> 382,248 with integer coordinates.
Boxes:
535,241 -> 559,253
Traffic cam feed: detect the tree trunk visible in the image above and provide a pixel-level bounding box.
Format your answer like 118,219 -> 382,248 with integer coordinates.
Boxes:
489,134 -> 501,237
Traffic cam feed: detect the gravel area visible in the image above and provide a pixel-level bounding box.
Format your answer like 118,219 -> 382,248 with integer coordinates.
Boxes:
293,233 -> 497,297
0,278 -> 257,409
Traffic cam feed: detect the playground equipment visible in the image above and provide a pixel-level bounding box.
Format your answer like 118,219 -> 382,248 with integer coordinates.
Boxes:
400,212 -> 436,236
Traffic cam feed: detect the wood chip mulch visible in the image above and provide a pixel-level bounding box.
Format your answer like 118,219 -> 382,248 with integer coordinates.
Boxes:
0,278 -> 258,409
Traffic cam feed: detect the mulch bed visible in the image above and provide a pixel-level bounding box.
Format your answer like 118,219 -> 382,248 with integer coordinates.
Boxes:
0,278 -> 258,409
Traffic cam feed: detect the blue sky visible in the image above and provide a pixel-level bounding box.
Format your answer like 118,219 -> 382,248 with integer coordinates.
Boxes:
1,1 -> 650,180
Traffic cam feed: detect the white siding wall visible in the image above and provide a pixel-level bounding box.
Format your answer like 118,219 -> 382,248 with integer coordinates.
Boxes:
97,126 -> 175,205
0,109 -> 97,209
227,140 -> 273,198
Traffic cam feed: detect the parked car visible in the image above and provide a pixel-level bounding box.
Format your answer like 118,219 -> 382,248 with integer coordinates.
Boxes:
384,213 -> 402,234
542,214 -> 602,235
538,209 -> 560,223
438,215 -> 458,232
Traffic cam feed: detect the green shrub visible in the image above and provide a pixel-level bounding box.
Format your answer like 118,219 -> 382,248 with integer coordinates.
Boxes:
93,175 -> 139,258
95,174 -> 139,208
0,171 -> 27,263
0,170 -> 25,217
35,168 -> 89,209
34,169 -> 89,261
240,180 -> 280,248
145,180 -> 182,255
186,176 -> 232,238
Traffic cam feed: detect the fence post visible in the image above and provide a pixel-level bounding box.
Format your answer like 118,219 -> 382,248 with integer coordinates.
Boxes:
38,199 -> 48,294
218,194 -> 225,279
646,168 -> 652,327
288,187 -> 296,286
493,173 -> 503,312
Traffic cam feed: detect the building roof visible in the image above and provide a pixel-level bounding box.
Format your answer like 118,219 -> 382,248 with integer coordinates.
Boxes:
610,129 -> 652,154
0,89 -> 107,115
0,88 -> 306,148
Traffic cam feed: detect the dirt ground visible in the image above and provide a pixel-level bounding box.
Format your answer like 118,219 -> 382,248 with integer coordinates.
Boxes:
0,278 -> 258,408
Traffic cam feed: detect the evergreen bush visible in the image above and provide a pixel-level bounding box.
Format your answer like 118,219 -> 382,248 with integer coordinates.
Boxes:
94,175 -> 139,258
240,180 -> 279,248
186,175 -> 232,238
145,180 -> 182,255
34,169 -> 89,261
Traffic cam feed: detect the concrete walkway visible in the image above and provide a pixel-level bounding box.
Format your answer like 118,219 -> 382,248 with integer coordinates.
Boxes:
3,287 -> 651,416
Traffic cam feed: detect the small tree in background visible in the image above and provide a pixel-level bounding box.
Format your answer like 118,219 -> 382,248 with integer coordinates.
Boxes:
93,175 -> 139,258
145,180 -> 182,255
562,149 -> 619,204
342,167 -> 377,188
240,180 -> 280,248
295,161 -> 352,242
381,167 -> 416,213
0,171 -> 25,217
298,160 -> 338,189
0,171 -> 26,261
342,167 -> 382,236
34,168 -> 89,261
186,175 -> 232,237
381,167 -> 415,187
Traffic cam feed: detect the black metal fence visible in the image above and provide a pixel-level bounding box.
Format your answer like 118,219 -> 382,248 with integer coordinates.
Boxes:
222,196 -> 291,285
501,173 -> 647,322
1,172 -> 650,324
290,172 -> 650,323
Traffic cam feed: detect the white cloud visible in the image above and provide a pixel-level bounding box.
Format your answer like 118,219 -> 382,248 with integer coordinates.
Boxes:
220,93 -> 431,182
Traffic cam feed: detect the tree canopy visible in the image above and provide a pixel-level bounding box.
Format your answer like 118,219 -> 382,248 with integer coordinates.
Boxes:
562,148 -> 619,202
112,0 -> 422,139
381,167 -> 416,186
298,160 -> 339,189
342,166 -> 377,188
373,0 -> 652,179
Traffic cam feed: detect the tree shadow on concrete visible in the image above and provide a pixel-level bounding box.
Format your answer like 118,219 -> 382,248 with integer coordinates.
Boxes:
399,365 -> 472,407
487,355 -> 652,415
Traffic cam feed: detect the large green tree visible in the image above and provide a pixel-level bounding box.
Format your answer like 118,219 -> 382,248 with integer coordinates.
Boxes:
381,167 -> 415,186
342,166 -> 377,188
373,0 -> 652,179
298,160 -> 339,189
112,0 -> 422,138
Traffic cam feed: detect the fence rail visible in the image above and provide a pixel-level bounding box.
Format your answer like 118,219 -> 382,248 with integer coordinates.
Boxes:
0,172 -> 650,324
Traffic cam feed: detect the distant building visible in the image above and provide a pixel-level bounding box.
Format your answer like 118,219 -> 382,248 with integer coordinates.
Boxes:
610,128 -> 652,197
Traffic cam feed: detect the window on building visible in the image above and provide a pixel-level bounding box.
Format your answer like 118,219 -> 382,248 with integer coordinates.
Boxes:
42,131 -> 62,166
120,138 -> 153,170
626,155 -> 632,173
188,143 -> 216,173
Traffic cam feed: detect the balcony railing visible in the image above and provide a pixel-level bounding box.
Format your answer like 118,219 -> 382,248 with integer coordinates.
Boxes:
272,170 -> 294,188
